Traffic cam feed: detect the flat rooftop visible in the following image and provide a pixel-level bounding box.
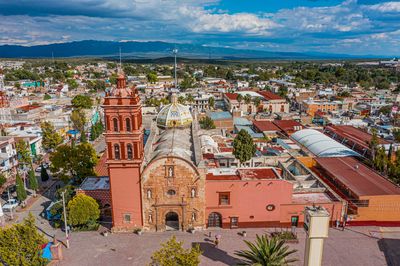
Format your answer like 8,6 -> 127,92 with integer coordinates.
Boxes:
315,157 -> 400,197
291,192 -> 334,204
79,176 -> 110,190
207,168 -> 279,181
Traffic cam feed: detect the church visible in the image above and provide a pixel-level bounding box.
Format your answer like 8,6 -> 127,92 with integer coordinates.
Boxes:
98,71 -> 343,232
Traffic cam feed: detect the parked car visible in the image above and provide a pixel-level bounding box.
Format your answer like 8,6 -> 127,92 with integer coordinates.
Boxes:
42,201 -> 62,221
2,199 -> 19,211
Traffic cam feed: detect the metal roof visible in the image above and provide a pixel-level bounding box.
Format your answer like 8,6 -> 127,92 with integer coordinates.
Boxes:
291,129 -> 360,157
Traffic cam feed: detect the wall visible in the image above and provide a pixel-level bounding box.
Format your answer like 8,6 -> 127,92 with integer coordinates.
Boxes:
109,166 -> 143,231
353,195 -> 400,222
205,179 -> 293,228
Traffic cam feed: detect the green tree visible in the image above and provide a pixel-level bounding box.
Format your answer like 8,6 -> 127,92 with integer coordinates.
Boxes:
253,97 -> 262,111
43,94 -> 51,100
237,94 -> 243,106
28,169 -> 39,195
185,94 -> 195,103
199,117 -> 216,130
67,79 -> 79,90
0,173 -> 6,187
40,165 -> 50,182
178,96 -> 186,104
244,94 -> 252,105
16,140 -> 32,167
70,109 -> 87,142
50,143 -> 98,183
71,95 -> 93,109
16,173 -> 27,202
208,97 -> 215,110
0,213 -> 48,266
146,72 -> 158,83
150,236 -> 202,266
235,235 -> 297,266
41,121 -> 63,151
393,128 -> 400,143
67,194 -> 100,228
233,129 -> 256,164
180,75 -> 194,90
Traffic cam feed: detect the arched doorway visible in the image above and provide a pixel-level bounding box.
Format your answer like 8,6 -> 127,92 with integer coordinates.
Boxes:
208,212 -> 222,228
165,212 -> 179,231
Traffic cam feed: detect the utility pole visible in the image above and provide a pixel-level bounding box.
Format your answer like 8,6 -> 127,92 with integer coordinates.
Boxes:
61,191 -> 70,248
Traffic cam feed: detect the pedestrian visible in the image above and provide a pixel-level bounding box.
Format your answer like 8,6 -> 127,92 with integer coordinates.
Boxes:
214,234 -> 221,247
208,231 -> 212,238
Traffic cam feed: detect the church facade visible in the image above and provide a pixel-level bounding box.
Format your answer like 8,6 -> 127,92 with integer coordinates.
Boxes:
102,73 -> 344,232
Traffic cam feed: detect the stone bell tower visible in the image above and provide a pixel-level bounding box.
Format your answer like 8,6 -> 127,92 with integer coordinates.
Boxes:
103,71 -> 144,231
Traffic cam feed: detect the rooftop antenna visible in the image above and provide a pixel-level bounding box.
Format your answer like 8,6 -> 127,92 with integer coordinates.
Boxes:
173,48 -> 178,89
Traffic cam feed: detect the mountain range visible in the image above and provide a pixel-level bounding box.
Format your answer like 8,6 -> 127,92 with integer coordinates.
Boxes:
0,40 -> 385,60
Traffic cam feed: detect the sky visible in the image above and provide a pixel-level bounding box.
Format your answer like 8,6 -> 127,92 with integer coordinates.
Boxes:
0,0 -> 399,56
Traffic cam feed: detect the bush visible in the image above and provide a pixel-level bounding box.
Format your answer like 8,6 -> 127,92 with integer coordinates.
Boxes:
0,174 -> 6,187
270,231 -> 297,240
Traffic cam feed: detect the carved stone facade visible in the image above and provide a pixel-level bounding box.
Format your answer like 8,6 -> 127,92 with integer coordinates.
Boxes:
141,156 -> 206,231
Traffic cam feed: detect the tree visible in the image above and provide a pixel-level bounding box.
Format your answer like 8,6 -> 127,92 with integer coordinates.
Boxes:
199,117 -> 216,130
90,121 -> 104,141
40,166 -> 50,182
70,109 -> 87,142
186,94 -> 195,103
16,173 -> 27,202
233,129 -> 256,164
178,96 -> 186,104
0,173 -> 6,187
67,79 -> 79,90
146,72 -> 158,83
71,95 -> 93,109
50,143 -> 98,183
67,194 -> 100,228
235,235 -> 297,266
253,97 -> 262,111
41,121 -> 63,151
208,97 -> 215,110
244,94 -> 251,105
237,94 -> 243,106
180,75 -> 194,90
16,140 -> 32,167
28,170 -> 38,196
43,94 -> 51,100
393,128 -> 400,143
150,236 -> 202,266
0,213 -> 48,265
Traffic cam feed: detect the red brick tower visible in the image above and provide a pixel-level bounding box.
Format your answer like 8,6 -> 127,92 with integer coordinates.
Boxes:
103,72 -> 144,231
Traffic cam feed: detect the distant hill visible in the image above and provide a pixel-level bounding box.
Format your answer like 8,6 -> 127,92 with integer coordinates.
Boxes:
0,40 -> 384,59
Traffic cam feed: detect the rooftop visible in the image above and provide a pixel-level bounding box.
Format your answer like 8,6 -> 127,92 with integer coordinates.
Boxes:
253,120 -> 280,132
315,157 -> 400,197
79,176 -> 110,191
206,168 -> 279,181
208,111 -> 232,121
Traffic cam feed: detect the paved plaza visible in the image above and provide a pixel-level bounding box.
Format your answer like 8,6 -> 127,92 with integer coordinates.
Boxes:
47,226 -> 400,266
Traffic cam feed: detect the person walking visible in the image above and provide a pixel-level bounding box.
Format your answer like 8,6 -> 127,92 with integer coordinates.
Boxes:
214,234 -> 221,247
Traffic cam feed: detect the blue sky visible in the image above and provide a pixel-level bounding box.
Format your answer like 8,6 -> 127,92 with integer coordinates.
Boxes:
0,0 -> 399,56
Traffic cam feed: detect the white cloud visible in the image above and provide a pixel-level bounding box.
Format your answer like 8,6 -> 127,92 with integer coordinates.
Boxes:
366,1 -> 400,12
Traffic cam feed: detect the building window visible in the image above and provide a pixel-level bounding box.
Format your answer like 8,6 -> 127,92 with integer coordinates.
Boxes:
123,213 -> 131,223
114,144 -> 120,160
149,214 -> 153,223
113,118 -> 118,132
218,192 -> 230,205
291,216 -> 299,227
230,217 -> 239,228
167,189 -> 176,196
127,144 -> 133,160
166,166 -> 174,178
191,188 -> 196,198
126,118 -> 131,132
147,189 -> 152,199
192,212 -> 197,221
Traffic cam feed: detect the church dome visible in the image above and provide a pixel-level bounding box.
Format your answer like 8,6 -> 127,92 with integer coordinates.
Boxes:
156,95 -> 193,128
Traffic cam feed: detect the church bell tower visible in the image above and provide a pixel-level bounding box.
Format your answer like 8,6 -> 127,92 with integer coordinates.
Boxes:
103,72 -> 144,231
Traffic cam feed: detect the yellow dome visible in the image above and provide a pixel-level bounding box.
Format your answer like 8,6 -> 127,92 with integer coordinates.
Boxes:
156,95 -> 193,128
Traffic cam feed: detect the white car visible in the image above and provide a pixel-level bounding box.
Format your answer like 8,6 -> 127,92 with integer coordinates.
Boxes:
2,199 -> 19,211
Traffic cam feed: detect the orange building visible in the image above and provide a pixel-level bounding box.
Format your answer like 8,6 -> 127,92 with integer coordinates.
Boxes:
303,99 -> 339,116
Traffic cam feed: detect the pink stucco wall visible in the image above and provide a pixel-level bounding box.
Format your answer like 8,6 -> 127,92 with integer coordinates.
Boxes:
205,179 -> 293,228
109,166 -> 143,230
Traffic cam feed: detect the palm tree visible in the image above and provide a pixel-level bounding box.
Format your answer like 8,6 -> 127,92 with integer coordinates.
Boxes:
237,94 -> 243,106
235,235 -> 297,266
253,97 -> 262,113
244,94 -> 252,105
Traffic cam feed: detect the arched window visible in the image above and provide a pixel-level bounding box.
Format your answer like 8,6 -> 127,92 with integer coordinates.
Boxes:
114,144 -> 120,160
127,144 -> 133,160
192,212 -> 197,221
147,189 -> 152,199
113,118 -> 118,132
191,188 -> 196,198
126,118 -> 131,132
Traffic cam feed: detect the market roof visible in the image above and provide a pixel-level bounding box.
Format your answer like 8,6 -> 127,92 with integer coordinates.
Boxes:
291,129 -> 360,157
315,157 -> 400,196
